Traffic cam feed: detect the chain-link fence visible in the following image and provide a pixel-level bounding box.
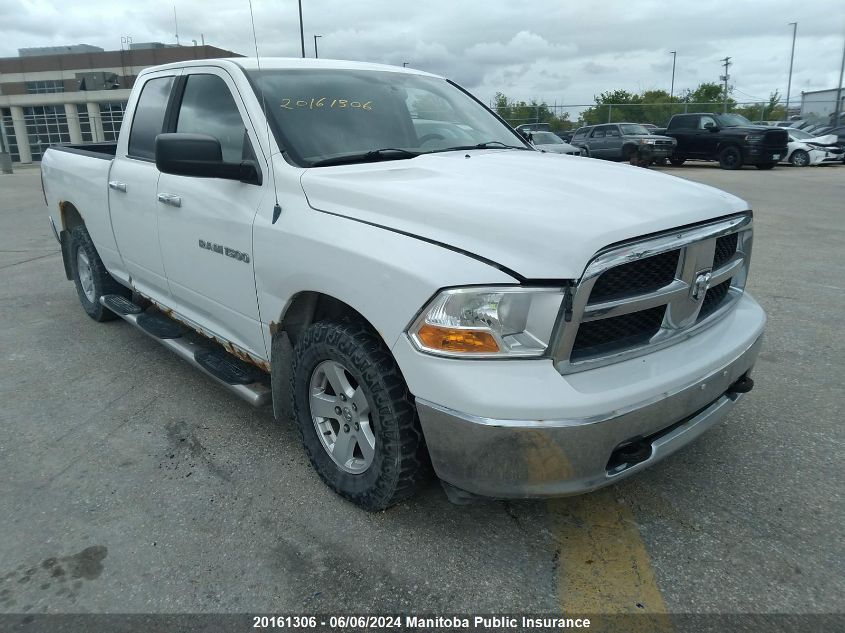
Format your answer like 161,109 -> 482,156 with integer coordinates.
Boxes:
491,100 -> 844,130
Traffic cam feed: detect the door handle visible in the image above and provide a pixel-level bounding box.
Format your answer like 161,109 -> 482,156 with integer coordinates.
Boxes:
157,193 -> 182,208
108,180 -> 127,192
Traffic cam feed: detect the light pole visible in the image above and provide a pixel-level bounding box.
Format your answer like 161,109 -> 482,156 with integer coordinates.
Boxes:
835,33 -> 845,126
670,51 -> 676,99
313,34 -> 322,58
785,22 -> 797,119
297,0 -> 305,58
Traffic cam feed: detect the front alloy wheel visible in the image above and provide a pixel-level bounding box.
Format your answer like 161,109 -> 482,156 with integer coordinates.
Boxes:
291,319 -> 430,510
309,360 -> 376,474
790,149 -> 809,167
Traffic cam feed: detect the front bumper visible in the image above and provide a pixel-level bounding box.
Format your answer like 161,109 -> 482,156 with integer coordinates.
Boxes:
417,334 -> 761,498
744,145 -> 787,164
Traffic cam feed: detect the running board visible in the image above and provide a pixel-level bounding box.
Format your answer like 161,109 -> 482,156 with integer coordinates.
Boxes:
100,295 -> 271,407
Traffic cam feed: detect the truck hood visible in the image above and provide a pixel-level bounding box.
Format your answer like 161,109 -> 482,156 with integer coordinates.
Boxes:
300,150 -> 748,279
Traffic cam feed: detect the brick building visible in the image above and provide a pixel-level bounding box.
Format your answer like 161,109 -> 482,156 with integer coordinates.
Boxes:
0,43 -> 242,163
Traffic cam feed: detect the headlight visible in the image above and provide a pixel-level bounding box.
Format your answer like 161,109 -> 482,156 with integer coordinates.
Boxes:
409,286 -> 565,358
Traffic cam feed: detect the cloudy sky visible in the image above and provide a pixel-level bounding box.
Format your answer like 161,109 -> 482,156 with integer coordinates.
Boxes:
2,0 -> 844,110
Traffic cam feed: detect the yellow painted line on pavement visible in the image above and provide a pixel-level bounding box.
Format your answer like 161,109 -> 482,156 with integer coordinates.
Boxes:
549,489 -> 673,633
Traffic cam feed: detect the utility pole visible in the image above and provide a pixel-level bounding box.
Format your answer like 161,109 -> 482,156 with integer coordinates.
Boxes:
313,34 -> 322,58
785,22 -> 797,118
720,56 -> 731,113
670,51 -> 677,99
298,0 -> 305,58
173,6 -> 179,46
835,32 -> 845,126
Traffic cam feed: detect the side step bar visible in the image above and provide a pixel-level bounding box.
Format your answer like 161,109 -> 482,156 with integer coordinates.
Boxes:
100,295 -> 271,407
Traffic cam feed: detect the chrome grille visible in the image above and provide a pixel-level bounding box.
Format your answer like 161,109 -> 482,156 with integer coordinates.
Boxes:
551,213 -> 753,374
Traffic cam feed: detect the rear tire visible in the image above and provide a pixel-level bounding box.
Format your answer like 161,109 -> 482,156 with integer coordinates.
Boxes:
291,319 -> 429,511
790,150 -> 809,167
718,146 -> 743,170
69,225 -> 127,322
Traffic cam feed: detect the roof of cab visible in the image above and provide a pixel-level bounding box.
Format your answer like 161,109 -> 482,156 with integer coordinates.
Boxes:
138,57 -> 443,79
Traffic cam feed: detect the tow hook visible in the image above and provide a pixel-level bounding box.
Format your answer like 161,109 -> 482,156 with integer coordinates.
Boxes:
728,374 -> 754,394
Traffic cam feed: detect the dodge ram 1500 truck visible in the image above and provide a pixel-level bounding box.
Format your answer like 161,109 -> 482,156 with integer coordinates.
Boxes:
654,113 -> 788,170
41,59 -> 766,510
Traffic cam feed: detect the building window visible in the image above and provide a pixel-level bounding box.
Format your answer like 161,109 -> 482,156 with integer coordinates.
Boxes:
23,105 -> 71,161
77,110 -> 93,143
99,101 -> 128,141
1,108 -> 19,162
25,80 -> 65,94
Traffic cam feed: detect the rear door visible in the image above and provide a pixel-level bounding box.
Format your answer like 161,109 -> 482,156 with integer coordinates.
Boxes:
155,68 -> 268,358
108,70 -> 179,298
588,125 -> 608,157
604,125 -> 622,159
667,115 -> 698,155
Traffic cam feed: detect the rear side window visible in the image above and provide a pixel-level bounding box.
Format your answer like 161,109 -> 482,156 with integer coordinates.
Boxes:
671,116 -> 696,130
591,127 -> 607,138
572,128 -> 589,140
176,74 -> 250,163
128,76 -> 175,159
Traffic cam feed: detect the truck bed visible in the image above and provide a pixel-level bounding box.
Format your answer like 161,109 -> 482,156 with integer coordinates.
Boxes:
48,142 -> 118,160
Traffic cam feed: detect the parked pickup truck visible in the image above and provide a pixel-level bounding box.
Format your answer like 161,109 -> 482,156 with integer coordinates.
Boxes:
653,113 -> 788,169
41,59 -> 765,510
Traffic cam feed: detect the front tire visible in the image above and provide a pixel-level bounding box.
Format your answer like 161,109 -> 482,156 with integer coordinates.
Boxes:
69,225 -> 127,322
718,146 -> 743,170
790,150 -> 809,167
291,319 -> 429,511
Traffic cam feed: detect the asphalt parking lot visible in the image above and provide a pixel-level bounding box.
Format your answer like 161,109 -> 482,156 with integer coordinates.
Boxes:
0,161 -> 843,626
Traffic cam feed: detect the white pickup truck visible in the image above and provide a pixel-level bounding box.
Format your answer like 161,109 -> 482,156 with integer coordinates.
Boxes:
41,58 -> 765,510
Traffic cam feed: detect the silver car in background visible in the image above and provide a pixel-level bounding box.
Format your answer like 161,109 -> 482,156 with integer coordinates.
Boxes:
529,131 -> 582,156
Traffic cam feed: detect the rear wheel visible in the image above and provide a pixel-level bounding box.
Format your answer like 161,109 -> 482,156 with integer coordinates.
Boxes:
69,225 -> 127,322
790,150 -> 809,167
291,319 -> 429,511
718,146 -> 743,170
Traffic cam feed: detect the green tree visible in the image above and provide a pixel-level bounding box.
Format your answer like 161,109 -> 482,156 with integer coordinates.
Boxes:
492,93 -> 572,130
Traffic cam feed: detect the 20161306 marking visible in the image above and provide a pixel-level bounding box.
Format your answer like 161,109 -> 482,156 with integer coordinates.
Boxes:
253,616 -> 317,628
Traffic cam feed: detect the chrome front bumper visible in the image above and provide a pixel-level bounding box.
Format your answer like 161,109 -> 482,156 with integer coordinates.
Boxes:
416,334 -> 762,498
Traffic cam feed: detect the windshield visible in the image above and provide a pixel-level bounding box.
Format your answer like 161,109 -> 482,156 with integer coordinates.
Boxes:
531,132 -> 564,144
715,113 -> 753,127
247,69 -> 528,165
789,129 -> 812,139
620,124 -> 651,135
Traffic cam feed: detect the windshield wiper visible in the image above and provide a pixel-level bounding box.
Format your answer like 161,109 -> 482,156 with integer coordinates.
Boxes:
310,148 -> 420,167
428,140 -> 529,154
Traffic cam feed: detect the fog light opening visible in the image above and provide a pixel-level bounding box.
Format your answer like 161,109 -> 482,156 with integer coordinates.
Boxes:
606,439 -> 653,474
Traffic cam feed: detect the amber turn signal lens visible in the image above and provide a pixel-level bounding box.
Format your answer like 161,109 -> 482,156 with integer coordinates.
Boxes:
416,324 -> 500,353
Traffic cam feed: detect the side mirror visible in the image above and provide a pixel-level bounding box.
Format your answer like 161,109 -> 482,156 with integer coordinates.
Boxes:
155,133 -> 261,185
517,129 -> 531,142
706,125 -> 720,133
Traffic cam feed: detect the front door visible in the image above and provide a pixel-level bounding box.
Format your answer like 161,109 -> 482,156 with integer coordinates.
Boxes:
155,69 -> 268,358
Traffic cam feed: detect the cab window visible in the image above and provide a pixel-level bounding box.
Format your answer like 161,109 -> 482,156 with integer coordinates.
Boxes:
128,76 -> 175,160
